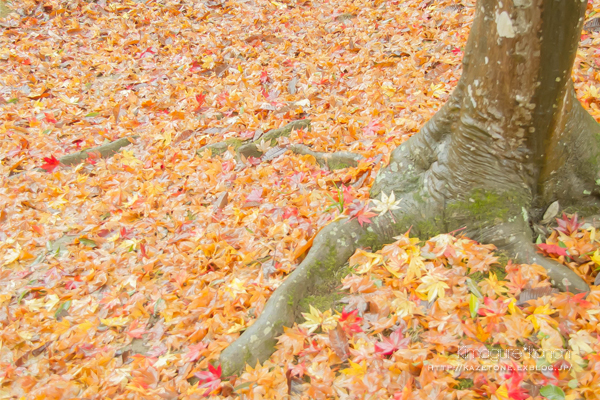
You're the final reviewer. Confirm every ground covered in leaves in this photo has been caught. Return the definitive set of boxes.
[1,0,600,399]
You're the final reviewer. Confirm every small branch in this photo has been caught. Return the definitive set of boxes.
[198,119,310,157]
[196,119,366,171]
[288,144,363,170]
[59,135,139,166]
[9,135,138,178]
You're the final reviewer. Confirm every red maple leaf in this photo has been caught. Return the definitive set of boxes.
[569,292,593,308]
[346,200,376,227]
[120,227,134,239]
[363,119,383,136]
[556,213,583,236]
[41,155,60,172]
[478,297,508,317]
[138,47,155,58]
[503,367,529,400]
[375,329,409,356]
[194,93,206,112]
[260,70,269,84]
[246,188,263,203]
[195,364,222,397]
[537,243,568,257]
[184,342,207,363]
[126,321,147,339]
[339,309,360,323]
[339,309,363,334]
[190,61,203,73]
[64,276,83,290]
[43,112,57,124]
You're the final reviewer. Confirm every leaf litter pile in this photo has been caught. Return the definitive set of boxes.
[1,0,600,399]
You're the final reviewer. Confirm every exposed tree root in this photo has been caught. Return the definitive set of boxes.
[287,144,363,170]
[219,198,428,376]
[502,230,590,293]
[198,119,311,157]
[9,135,138,178]
[199,119,365,170]
[219,217,364,376]
[59,135,139,166]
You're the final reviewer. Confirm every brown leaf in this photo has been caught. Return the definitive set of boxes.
[517,286,558,306]
[584,18,600,32]
[213,191,228,211]
[113,103,122,123]
[328,323,349,361]
[173,130,195,145]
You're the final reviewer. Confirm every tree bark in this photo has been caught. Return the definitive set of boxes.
[219,0,600,376]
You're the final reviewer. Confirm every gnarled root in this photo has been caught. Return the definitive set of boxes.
[288,144,363,170]
[198,119,365,170]
[219,193,439,376]
[219,217,364,377]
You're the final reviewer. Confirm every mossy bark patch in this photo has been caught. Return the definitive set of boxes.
[0,1,11,18]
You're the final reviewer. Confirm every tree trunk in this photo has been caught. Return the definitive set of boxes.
[219,0,600,376]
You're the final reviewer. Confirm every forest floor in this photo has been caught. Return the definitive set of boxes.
[1,0,600,399]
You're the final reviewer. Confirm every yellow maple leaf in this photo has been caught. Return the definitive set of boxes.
[591,249,600,266]
[77,320,94,332]
[300,305,323,333]
[479,272,508,296]
[341,360,367,377]
[202,55,215,69]
[226,319,247,334]
[569,330,595,355]
[507,298,524,316]
[404,254,426,283]
[416,273,449,302]
[101,316,130,327]
[300,305,338,333]
[351,249,382,274]
[2,243,21,266]
[381,81,396,97]
[495,384,509,400]
[155,353,178,368]
[120,150,142,167]
[321,309,338,332]
[526,304,557,330]
[391,290,416,318]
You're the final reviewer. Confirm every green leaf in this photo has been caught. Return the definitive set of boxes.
[469,293,479,319]
[540,384,565,400]
[85,112,100,117]
[233,382,252,393]
[466,278,483,299]
[153,298,165,315]
[78,238,97,248]
[31,252,46,266]
[17,289,30,304]
[54,300,71,319]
